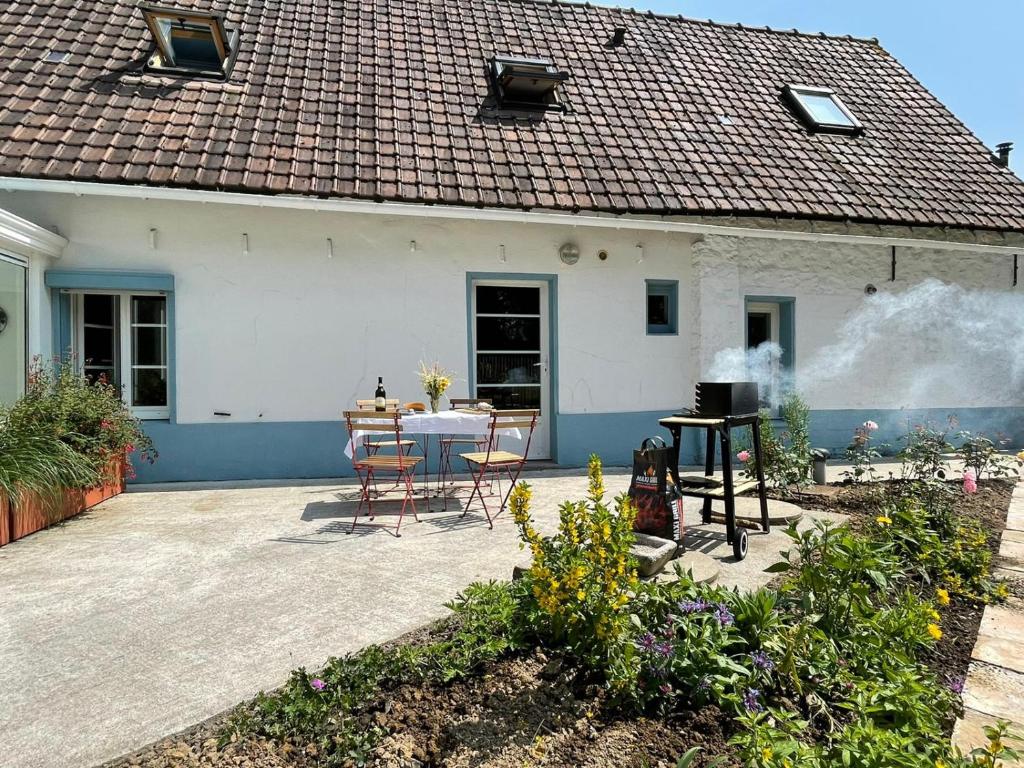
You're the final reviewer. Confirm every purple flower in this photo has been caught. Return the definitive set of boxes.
[677,599,710,614]
[715,603,735,626]
[742,687,763,712]
[655,641,674,658]
[638,632,657,651]
[697,676,711,693]
[750,650,774,671]
[310,678,326,691]
[659,683,672,694]
[947,676,965,695]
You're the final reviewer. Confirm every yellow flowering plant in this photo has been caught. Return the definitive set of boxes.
[510,454,639,664]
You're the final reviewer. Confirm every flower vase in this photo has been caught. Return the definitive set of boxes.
[430,395,441,413]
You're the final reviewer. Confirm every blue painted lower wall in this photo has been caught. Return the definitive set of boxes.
[132,407,1024,484]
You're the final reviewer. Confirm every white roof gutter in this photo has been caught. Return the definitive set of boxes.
[0,204,68,259]
[0,176,1019,256]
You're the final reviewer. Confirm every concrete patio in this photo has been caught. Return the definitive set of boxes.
[0,468,842,768]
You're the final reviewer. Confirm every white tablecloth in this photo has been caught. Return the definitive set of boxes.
[344,410,521,458]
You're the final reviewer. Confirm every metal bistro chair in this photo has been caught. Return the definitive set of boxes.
[354,399,417,457]
[437,398,493,491]
[344,410,423,536]
[459,409,539,529]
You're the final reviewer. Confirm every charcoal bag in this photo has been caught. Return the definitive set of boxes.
[628,437,684,543]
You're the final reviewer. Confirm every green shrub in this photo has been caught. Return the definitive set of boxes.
[511,455,639,666]
[749,393,812,494]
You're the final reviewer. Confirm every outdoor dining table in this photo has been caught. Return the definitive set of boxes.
[344,410,522,510]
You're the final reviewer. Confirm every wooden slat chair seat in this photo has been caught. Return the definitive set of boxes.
[458,409,539,529]
[343,410,423,537]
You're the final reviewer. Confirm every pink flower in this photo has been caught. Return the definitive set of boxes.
[963,469,977,495]
[310,678,326,691]
[863,420,879,432]
[736,450,751,463]
[100,419,113,430]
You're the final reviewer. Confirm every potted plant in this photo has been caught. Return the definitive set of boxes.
[0,358,157,543]
[417,361,455,413]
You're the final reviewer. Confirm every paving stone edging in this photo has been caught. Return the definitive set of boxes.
[951,479,1024,763]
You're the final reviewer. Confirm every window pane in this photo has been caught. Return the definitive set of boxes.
[170,25,221,66]
[476,385,541,411]
[476,353,541,385]
[133,327,166,366]
[132,296,166,325]
[133,368,167,407]
[798,93,854,126]
[83,294,116,326]
[476,316,540,351]
[476,286,540,315]
[647,294,669,326]
[83,326,116,367]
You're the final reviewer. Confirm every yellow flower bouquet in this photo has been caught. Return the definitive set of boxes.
[417,361,455,413]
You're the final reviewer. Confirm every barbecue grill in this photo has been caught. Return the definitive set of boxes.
[657,381,770,560]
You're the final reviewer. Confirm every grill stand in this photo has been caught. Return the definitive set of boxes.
[658,413,770,557]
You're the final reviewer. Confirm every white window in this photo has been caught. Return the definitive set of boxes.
[783,85,862,134]
[71,291,169,419]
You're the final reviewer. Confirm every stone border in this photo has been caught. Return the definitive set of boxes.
[951,479,1024,763]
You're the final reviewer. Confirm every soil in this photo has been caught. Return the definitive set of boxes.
[106,480,1016,768]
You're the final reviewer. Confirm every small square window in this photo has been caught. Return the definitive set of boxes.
[783,85,862,134]
[491,56,568,109]
[140,4,239,78]
[646,280,678,335]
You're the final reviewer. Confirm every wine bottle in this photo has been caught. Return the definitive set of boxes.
[375,377,386,412]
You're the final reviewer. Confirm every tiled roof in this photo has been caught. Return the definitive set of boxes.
[2,0,1024,232]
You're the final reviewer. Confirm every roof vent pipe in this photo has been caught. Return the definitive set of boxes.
[996,141,1013,167]
[609,27,627,47]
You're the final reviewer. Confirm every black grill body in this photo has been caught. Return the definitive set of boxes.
[694,382,759,418]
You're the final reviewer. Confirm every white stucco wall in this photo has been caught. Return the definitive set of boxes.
[4,189,1021,438]
[2,191,697,425]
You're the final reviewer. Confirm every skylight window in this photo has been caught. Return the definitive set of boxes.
[783,85,862,134]
[140,4,239,78]
[491,56,569,109]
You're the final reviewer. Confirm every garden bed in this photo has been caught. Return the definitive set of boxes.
[106,466,1019,768]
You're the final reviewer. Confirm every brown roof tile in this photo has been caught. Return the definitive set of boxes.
[1,0,1023,232]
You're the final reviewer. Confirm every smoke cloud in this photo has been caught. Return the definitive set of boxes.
[706,279,1024,410]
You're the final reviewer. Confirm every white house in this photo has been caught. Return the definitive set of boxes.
[0,0,1021,482]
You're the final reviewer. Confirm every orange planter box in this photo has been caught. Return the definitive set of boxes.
[3,457,127,545]
[0,494,10,547]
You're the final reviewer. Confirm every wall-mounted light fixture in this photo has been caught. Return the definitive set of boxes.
[499,244,507,263]
[327,237,334,259]
[558,242,580,265]
[149,228,158,250]
[410,240,417,253]
[864,283,878,296]
[242,233,249,257]
[635,243,645,264]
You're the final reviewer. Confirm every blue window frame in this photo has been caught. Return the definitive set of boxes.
[646,280,678,335]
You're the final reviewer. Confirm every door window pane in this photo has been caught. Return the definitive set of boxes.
[133,326,166,366]
[476,286,540,315]
[132,296,167,325]
[133,367,168,407]
[476,353,541,385]
[476,316,540,351]
[476,385,541,411]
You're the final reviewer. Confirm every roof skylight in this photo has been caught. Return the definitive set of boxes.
[783,85,862,134]
[139,4,239,78]
[491,56,568,109]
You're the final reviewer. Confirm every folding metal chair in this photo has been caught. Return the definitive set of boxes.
[459,409,538,529]
[344,410,423,536]
[354,399,417,457]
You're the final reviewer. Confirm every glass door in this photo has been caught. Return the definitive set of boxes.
[0,254,27,407]
[471,281,550,460]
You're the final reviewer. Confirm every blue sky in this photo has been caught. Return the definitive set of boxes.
[590,0,1022,172]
